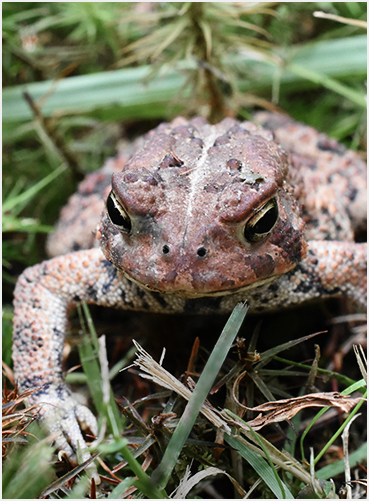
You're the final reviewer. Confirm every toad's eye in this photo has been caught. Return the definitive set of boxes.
[106,191,132,234]
[244,198,279,243]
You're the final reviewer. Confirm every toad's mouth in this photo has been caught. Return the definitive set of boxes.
[121,269,282,298]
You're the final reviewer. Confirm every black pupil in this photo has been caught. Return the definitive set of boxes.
[106,193,131,233]
[253,203,278,235]
[197,247,207,257]
[244,200,279,242]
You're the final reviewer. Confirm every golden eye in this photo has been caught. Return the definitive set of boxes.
[244,198,279,243]
[106,191,132,234]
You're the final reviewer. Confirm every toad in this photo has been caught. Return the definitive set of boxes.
[12,113,366,465]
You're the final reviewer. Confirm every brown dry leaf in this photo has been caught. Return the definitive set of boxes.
[236,392,364,431]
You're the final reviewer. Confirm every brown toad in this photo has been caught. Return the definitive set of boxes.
[13,113,367,467]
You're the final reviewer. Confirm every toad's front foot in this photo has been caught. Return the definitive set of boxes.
[29,383,98,465]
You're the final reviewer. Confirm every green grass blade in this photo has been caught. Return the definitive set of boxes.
[151,301,249,490]
[273,356,360,389]
[78,304,123,433]
[2,65,186,122]
[316,441,367,480]
[225,434,294,499]
[107,477,136,498]
[2,216,53,233]
[77,303,167,498]
[3,36,366,123]
[2,438,55,499]
[300,380,367,463]
[2,163,67,214]
[287,63,366,108]
[313,390,367,466]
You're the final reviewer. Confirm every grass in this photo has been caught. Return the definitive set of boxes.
[150,302,249,491]
[3,302,366,498]
[2,2,367,499]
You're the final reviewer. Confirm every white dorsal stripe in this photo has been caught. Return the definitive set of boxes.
[184,127,220,237]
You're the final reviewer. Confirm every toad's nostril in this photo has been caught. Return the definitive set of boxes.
[162,244,170,255]
[197,247,207,258]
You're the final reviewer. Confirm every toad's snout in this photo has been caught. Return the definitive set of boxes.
[119,237,282,298]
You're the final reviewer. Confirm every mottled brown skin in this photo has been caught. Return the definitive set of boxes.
[13,113,367,474]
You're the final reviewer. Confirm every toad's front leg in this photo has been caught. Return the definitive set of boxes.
[300,240,367,308]
[12,247,175,463]
[275,240,367,310]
